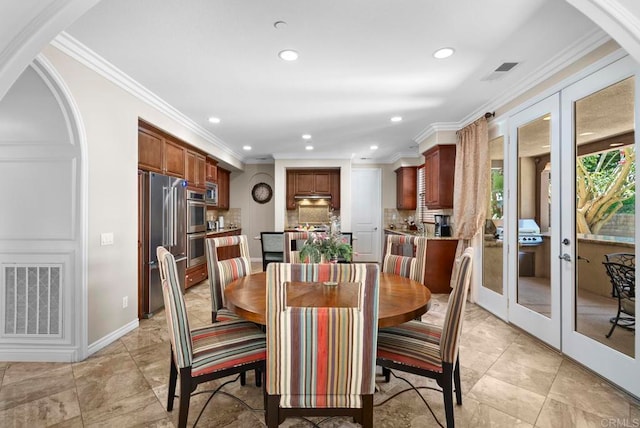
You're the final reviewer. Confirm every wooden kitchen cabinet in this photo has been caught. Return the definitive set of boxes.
[286,169,340,210]
[395,166,417,210]
[205,157,218,183]
[384,230,458,293]
[217,167,230,210]
[215,229,242,260]
[314,172,331,193]
[185,263,207,290]
[138,122,185,178]
[164,140,186,178]
[295,172,315,194]
[138,127,164,172]
[423,145,456,209]
[286,172,296,210]
[330,171,340,209]
[185,150,206,188]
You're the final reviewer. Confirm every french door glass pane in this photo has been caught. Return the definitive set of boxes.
[516,115,552,317]
[574,77,635,358]
[483,136,504,294]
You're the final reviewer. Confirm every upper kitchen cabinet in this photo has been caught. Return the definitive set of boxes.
[185,150,206,188]
[395,166,417,210]
[330,171,340,210]
[286,172,296,210]
[423,145,456,209]
[205,157,218,183]
[286,169,340,210]
[217,167,230,210]
[164,140,186,178]
[138,122,185,178]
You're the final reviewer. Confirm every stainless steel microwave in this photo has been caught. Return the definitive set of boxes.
[205,182,218,206]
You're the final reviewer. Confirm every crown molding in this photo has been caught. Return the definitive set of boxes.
[414,122,461,144]
[51,31,244,165]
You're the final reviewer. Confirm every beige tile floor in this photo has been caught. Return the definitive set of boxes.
[1,277,639,427]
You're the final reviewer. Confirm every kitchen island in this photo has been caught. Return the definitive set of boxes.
[384,229,459,293]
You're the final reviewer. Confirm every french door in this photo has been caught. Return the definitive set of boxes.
[506,93,561,349]
[560,56,638,395]
[479,56,639,395]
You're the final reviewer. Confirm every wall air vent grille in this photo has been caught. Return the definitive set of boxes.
[3,265,62,337]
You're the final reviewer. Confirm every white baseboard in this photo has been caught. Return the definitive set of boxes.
[87,318,139,356]
[0,348,78,363]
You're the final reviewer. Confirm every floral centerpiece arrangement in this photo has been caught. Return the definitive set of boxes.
[298,231,353,263]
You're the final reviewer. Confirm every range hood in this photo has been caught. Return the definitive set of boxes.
[294,194,332,200]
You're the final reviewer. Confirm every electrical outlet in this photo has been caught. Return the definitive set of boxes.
[122,296,128,309]
[100,232,114,246]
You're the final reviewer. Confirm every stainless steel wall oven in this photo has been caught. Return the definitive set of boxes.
[186,190,206,233]
[187,231,207,267]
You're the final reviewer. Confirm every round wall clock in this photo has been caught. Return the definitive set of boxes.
[251,182,273,204]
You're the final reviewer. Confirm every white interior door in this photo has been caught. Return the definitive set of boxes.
[351,168,381,262]
[560,56,639,396]
[507,93,562,349]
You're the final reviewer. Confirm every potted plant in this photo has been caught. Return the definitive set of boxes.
[298,231,353,263]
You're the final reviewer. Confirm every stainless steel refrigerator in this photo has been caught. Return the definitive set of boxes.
[141,171,187,317]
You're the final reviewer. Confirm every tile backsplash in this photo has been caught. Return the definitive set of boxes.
[207,208,241,228]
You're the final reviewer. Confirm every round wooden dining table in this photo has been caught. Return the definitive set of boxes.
[224,271,431,328]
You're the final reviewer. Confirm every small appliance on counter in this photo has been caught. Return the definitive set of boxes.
[434,214,451,237]
[207,220,218,231]
[218,215,224,229]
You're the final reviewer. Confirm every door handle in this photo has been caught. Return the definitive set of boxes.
[559,253,571,262]
[373,227,378,231]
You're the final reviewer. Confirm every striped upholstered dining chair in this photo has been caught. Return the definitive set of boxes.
[377,247,474,428]
[265,263,380,428]
[283,231,310,263]
[382,234,428,284]
[156,247,266,428]
[205,235,252,323]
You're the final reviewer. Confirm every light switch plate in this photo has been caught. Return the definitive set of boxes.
[100,232,114,246]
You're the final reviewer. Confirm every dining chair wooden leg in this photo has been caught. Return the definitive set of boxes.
[382,367,391,382]
[167,351,178,411]
[362,394,374,428]
[440,363,455,428]
[178,368,193,428]
[240,371,246,386]
[266,394,280,428]
[254,368,262,387]
[454,357,462,405]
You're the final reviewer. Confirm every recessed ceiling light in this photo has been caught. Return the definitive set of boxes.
[243,145,252,151]
[541,145,550,148]
[390,116,403,123]
[273,21,287,29]
[610,142,624,147]
[370,145,378,150]
[579,131,595,136]
[279,50,299,61]
[305,145,314,150]
[302,134,312,140]
[433,47,455,59]
[542,116,551,121]
[208,117,221,124]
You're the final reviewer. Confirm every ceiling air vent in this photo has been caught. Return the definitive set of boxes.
[481,62,520,81]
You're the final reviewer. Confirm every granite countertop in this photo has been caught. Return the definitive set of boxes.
[206,227,241,236]
[384,228,458,240]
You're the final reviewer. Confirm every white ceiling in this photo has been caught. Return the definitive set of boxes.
[63,0,603,164]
